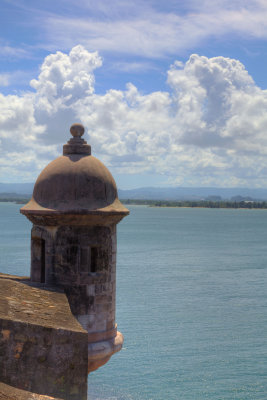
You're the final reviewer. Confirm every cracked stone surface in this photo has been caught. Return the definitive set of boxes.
[0,273,85,332]
[0,275,88,400]
[0,382,63,400]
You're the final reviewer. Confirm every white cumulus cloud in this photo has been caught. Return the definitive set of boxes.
[1,45,267,187]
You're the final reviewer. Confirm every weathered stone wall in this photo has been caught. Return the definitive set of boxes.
[31,224,117,334]
[0,276,88,400]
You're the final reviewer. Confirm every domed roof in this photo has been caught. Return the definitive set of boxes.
[21,124,129,223]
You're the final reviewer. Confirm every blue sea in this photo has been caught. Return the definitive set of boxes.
[0,203,266,400]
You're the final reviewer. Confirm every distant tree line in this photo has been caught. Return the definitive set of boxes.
[0,197,30,204]
[121,199,267,209]
[2,196,267,209]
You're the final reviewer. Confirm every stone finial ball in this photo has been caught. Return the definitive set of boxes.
[70,123,85,138]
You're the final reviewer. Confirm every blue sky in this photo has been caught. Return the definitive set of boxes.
[1,0,267,188]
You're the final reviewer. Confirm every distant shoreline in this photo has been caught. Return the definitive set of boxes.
[121,199,267,209]
[2,197,267,209]
[0,198,30,204]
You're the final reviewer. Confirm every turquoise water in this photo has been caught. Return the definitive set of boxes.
[0,203,266,399]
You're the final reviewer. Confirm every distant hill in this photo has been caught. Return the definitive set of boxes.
[2,183,267,201]
[0,192,30,199]
[0,183,34,195]
[118,187,267,201]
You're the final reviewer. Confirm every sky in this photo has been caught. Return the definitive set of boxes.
[1,0,267,188]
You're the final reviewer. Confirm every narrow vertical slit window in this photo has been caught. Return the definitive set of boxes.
[91,247,97,273]
[80,248,89,273]
[31,237,46,283]
[41,239,46,283]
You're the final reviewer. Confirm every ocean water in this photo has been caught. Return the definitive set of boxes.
[0,203,266,399]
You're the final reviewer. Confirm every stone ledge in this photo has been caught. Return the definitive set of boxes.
[0,275,88,400]
[0,382,63,399]
[0,274,85,332]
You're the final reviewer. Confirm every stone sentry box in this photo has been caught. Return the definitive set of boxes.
[3,123,129,399]
[21,123,129,373]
